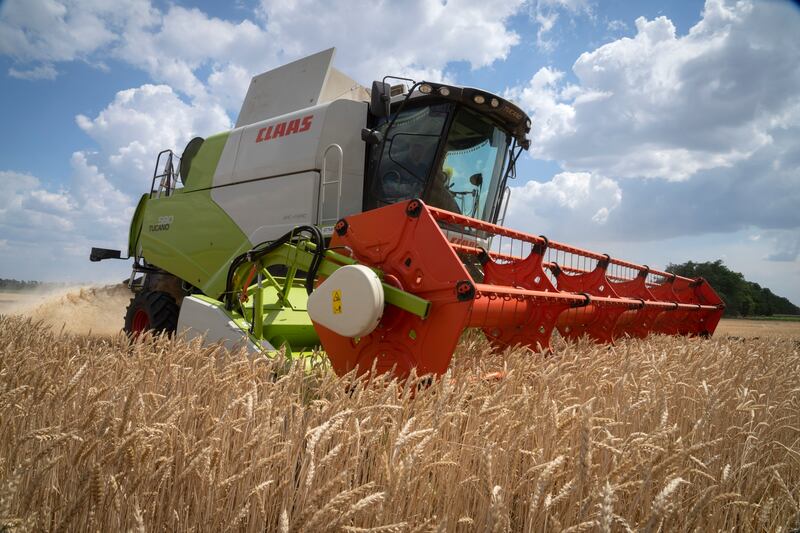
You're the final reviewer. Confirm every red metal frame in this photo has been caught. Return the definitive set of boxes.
[317,200,473,378]
[478,246,571,351]
[319,200,725,379]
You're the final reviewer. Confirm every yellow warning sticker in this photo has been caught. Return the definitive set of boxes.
[332,289,342,314]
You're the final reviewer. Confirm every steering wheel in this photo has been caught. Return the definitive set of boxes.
[379,169,418,199]
[382,169,401,183]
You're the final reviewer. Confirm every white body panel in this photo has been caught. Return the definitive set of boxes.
[320,67,370,105]
[307,265,384,338]
[212,99,367,244]
[177,296,274,354]
[235,48,333,128]
[216,106,325,186]
[235,48,368,128]
[212,171,319,244]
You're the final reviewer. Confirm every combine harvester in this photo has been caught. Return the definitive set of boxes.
[91,49,724,379]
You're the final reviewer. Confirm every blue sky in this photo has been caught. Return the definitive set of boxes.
[0,0,798,305]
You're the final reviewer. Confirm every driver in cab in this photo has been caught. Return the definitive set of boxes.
[404,141,460,214]
[427,165,460,214]
[378,138,461,214]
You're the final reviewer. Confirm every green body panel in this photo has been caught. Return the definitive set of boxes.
[183,132,231,192]
[139,190,251,297]
[241,280,319,353]
[127,194,149,257]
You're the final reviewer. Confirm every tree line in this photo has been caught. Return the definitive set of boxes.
[666,260,799,317]
[0,279,69,292]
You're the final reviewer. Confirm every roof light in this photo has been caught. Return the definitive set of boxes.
[490,98,500,108]
[439,86,451,96]
[473,94,486,104]
[526,119,532,128]
[419,84,433,94]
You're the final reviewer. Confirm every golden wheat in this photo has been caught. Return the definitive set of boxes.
[0,314,798,531]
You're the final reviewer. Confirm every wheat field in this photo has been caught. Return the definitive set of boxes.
[0,312,798,532]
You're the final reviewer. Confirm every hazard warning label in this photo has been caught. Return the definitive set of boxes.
[332,289,342,314]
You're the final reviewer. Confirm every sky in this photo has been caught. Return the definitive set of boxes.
[0,0,798,305]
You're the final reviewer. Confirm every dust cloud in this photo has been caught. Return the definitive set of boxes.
[0,284,131,336]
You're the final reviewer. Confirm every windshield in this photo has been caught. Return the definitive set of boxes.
[367,104,449,206]
[365,103,510,221]
[430,108,509,219]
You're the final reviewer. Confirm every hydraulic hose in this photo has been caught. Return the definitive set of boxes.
[224,225,326,310]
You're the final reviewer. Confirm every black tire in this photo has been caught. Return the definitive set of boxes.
[124,290,179,336]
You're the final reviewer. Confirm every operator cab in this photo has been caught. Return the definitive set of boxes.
[362,81,531,225]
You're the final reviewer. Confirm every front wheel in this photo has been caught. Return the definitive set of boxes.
[124,291,179,336]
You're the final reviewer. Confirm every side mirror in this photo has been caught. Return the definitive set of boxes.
[361,128,383,145]
[469,173,483,187]
[90,247,122,262]
[370,81,392,119]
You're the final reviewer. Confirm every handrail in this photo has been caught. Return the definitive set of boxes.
[428,204,693,282]
[150,150,181,199]
[321,143,344,225]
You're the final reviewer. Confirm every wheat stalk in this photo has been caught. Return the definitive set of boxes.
[0,315,797,531]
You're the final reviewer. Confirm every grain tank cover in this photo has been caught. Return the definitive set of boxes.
[235,47,369,128]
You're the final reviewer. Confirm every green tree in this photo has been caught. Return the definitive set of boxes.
[665,260,799,318]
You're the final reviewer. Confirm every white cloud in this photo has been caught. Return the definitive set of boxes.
[507,67,577,145]
[8,62,57,79]
[24,189,74,215]
[3,0,527,115]
[207,63,252,114]
[70,152,131,229]
[505,171,621,237]
[0,0,157,62]
[0,170,38,204]
[113,5,275,104]
[3,82,232,282]
[76,84,231,193]
[0,171,72,232]
[501,0,800,262]
[530,0,593,51]
[508,0,800,182]
[258,0,523,83]
[0,156,132,239]
[0,158,134,282]
[606,19,627,33]
[535,10,559,52]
